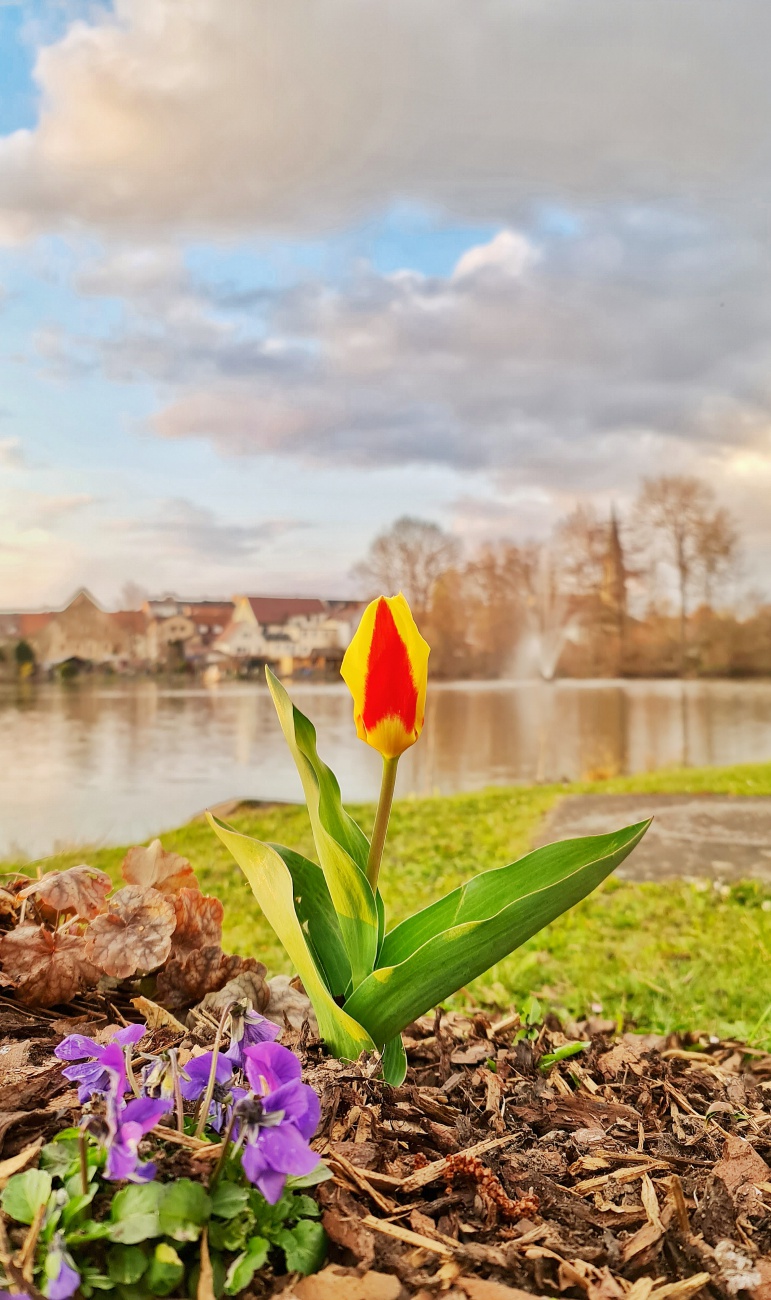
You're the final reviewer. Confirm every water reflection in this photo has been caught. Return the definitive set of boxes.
[1,678,771,858]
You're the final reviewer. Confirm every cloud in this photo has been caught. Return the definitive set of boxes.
[128,219,771,507]
[0,436,25,467]
[31,491,95,522]
[113,498,305,563]
[1,0,771,241]
[452,230,537,281]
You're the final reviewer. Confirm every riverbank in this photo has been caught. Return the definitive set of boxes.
[4,760,771,1049]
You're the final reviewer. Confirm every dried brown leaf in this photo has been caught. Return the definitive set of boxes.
[711,1133,770,1193]
[293,1265,399,1300]
[0,924,100,1006]
[130,995,188,1033]
[199,966,269,1016]
[319,1211,375,1270]
[0,874,32,916]
[122,839,198,895]
[460,1279,545,1300]
[19,865,112,920]
[0,888,19,917]
[84,885,175,979]
[197,1228,215,1300]
[171,888,223,954]
[155,949,264,1010]
[0,872,32,892]
[265,973,318,1033]
[0,1139,43,1189]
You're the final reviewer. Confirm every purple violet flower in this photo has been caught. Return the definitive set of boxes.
[44,1234,80,1299]
[236,1042,321,1204]
[225,1006,280,1067]
[104,1094,170,1183]
[179,1051,234,1132]
[54,1022,145,1103]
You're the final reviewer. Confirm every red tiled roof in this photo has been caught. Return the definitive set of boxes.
[245,597,328,624]
[112,610,150,632]
[18,612,54,636]
[182,602,234,623]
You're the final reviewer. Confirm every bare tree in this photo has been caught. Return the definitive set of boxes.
[354,516,460,617]
[633,475,738,670]
[697,506,740,605]
[553,504,610,599]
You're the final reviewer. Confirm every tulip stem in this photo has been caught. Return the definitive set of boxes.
[367,757,399,891]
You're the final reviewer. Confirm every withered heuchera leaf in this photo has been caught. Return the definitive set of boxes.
[200,966,269,1016]
[19,865,113,920]
[0,888,19,918]
[0,924,100,1006]
[171,888,223,955]
[84,885,176,980]
[155,949,264,1010]
[0,874,32,916]
[122,839,198,895]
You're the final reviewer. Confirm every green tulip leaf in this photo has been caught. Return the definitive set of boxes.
[266,668,377,986]
[208,815,375,1062]
[381,1034,408,1086]
[270,843,351,998]
[266,667,369,869]
[345,821,651,1046]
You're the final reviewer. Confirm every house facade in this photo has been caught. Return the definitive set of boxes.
[31,590,128,668]
[0,591,361,675]
[214,596,363,674]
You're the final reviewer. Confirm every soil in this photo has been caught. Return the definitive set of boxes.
[1,993,771,1300]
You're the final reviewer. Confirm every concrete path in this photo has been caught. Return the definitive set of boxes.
[536,794,771,882]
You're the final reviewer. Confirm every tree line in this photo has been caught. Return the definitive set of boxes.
[353,475,770,679]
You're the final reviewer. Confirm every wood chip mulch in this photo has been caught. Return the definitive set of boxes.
[2,996,771,1300]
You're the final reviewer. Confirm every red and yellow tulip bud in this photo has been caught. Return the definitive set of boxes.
[341,593,430,761]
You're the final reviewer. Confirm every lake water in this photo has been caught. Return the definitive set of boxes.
[2,677,771,859]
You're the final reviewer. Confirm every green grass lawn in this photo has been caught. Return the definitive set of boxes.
[5,760,771,1047]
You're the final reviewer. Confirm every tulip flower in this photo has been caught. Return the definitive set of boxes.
[341,593,429,762]
[211,595,650,1087]
[341,593,429,889]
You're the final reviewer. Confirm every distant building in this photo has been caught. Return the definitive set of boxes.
[601,508,627,626]
[214,595,364,674]
[0,613,22,646]
[31,589,127,669]
[18,612,55,642]
[112,609,157,665]
[139,597,234,665]
[0,590,361,675]
[179,602,235,663]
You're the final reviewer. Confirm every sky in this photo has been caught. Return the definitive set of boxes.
[2,0,771,609]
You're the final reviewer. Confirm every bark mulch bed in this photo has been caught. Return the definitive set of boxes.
[2,994,771,1300]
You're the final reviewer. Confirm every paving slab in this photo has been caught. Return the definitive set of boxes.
[536,794,771,881]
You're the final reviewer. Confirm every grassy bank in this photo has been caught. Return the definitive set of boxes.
[5,761,771,1047]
